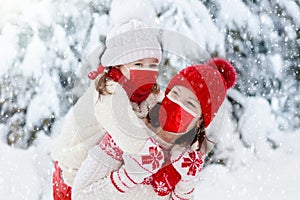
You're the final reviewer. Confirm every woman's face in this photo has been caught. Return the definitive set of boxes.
[168,85,201,117]
[119,58,159,79]
[167,85,202,133]
[146,85,202,144]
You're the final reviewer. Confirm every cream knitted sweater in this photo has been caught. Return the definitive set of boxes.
[71,130,200,200]
[71,134,173,200]
[51,76,160,186]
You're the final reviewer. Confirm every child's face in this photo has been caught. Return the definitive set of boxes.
[119,58,159,79]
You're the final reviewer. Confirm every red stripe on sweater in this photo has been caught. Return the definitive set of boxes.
[117,170,130,189]
[110,172,125,193]
[129,156,152,173]
[123,168,138,185]
[173,190,189,200]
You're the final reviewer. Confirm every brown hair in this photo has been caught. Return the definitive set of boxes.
[95,67,112,99]
[95,67,160,99]
[190,116,216,152]
[174,116,216,152]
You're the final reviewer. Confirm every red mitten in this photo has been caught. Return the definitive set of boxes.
[110,138,164,193]
[150,164,181,196]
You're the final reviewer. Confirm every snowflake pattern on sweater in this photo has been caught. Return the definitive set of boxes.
[98,133,123,162]
[87,133,204,199]
[181,151,203,176]
[142,146,164,170]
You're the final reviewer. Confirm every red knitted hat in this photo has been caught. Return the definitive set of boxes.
[165,58,237,127]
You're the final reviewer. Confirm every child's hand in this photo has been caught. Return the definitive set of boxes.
[110,138,164,193]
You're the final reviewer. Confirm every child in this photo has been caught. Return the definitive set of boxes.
[51,19,162,200]
[71,58,237,200]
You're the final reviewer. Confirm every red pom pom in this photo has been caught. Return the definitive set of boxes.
[207,58,237,89]
[88,65,105,80]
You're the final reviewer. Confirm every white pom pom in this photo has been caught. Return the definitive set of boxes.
[110,0,157,26]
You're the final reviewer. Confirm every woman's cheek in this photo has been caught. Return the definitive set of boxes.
[185,116,198,133]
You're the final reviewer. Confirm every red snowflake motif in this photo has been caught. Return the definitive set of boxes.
[141,146,163,170]
[99,134,111,149]
[99,133,123,161]
[181,151,203,176]
[112,146,123,160]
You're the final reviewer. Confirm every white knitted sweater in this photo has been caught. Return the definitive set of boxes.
[51,76,199,200]
[51,76,160,186]
[71,134,174,200]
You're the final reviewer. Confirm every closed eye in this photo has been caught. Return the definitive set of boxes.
[172,90,179,96]
[149,64,158,68]
[187,101,196,109]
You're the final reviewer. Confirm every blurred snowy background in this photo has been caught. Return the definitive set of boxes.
[0,0,299,199]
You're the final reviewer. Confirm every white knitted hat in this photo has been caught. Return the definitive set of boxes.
[101,19,162,66]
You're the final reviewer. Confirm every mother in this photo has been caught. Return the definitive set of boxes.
[72,58,237,200]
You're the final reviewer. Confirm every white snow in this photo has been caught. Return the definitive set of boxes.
[0,124,8,144]
[0,0,53,26]
[83,14,109,69]
[26,74,60,128]
[110,0,157,26]
[20,35,47,77]
[278,0,300,26]
[269,54,284,78]
[238,97,277,147]
[195,131,300,200]
[216,0,260,36]
[0,24,18,76]
[174,0,225,55]
[156,0,224,58]
[0,133,53,200]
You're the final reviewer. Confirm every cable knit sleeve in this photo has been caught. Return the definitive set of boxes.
[171,179,196,200]
[169,146,204,200]
[72,134,124,200]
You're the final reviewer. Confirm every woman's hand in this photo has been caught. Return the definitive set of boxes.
[170,145,204,200]
[170,145,204,181]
